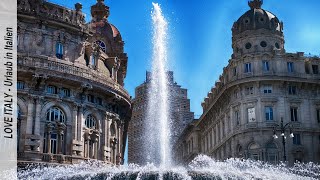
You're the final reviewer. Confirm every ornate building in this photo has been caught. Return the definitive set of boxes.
[17,0,131,165]
[128,71,194,164]
[174,0,320,165]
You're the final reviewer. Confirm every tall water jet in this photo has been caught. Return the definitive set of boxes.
[144,2,171,167]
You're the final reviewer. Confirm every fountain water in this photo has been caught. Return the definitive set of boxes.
[15,3,320,180]
[144,2,171,167]
[17,156,320,179]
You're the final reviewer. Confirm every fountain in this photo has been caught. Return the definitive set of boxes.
[15,3,320,180]
[144,2,171,167]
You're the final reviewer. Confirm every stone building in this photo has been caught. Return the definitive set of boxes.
[17,0,131,165]
[174,0,320,165]
[128,71,194,164]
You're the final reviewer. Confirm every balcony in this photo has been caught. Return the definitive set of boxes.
[17,54,130,101]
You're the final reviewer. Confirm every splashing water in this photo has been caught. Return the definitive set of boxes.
[144,2,171,167]
[17,156,320,179]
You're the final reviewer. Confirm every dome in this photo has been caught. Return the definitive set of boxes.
[91,21,121,39]
[232,0,283,36]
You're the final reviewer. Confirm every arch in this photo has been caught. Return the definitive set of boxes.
[46,106,66,123]
[83,110,102,130]
[247,141,261,161]
[41,101,72,124]
[248,142,260,150]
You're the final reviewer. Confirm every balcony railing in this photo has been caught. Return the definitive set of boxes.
[18,55,130,101]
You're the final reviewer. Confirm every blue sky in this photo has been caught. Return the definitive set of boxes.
[49,0,320,163]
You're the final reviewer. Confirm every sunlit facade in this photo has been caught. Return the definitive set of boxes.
[17,0,131,165]
[174,0,320,165]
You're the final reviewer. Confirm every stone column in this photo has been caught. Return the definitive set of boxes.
[47,132,51,153]
[26,96,34,135]
[46,123,54,153]
[106,116,111,147]
[87,140,90,158]
[117,124,121,155]
[72,104,78,140]
[34,97,42,136]
[57,122,66,154]
[78,107,84,141]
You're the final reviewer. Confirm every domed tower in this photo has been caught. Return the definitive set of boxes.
[87,0,127,86]
[232,0,285,58]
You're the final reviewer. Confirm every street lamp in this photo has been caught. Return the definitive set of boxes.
[272,117,294,162]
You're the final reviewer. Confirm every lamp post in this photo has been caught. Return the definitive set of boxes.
[272,117,294,162]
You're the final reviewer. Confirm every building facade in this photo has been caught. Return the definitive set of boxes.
[128,71,194,164]
[174,0,320,165]
[17,0,131,165]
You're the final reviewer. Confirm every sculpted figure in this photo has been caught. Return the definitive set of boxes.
[32,30,45,55]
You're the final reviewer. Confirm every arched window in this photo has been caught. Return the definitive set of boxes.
[44,107,66,155]
[266,142,278,164]
[46,107,65,122]
[248,142,260,160]
[94,40,106,52]
[236,144,243,158]
[110,123,116,136]
[56,42,64,59]
[85,114,96,129]
[91,55,96,67]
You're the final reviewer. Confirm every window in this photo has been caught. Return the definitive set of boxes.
[17,81,25,89]
[244,63,252,73]
[312,65,319,74]
[245,86,254,95]
[288,86,296,95]
[234,90,239,98]
[290,107,298,122]
[262,61,270,71]
[245,42,252,49]
[61,88,70,97]
[265,107,274,121]
[235,111,240,125]
[91,55,96,67]
[87,94,95,103]
[263,85,272,94]
[305,63,310,74]
[287,62,294,73]
[293,134,301,145]
[94,40,106,52]
[85,115,96,129]
[50,133,58,154]
[47,85,58,94]
[316,109,320,123]
[233,67,237,76]
[275,42,280,49]
[260,41,267,47]
[56,42,63,59]
[46,107,65,122]
[97,97,102,105]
